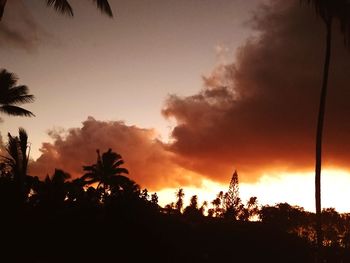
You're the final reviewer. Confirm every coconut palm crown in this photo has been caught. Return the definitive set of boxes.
[0,69,34,117]
[82,149,129,196]
[0,0,113,20]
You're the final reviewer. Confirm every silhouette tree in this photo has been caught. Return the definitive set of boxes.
[321,208,343,247]
[224,170,242,219]
[0,70,34,118]
[260,203,305,229]
[244,196,259,221]
[64,177,86,205]
[82,148,129,200]
[301,0,350,250]
[151,193,158,205]
[210,191,225,218]
[1,128,31,205]
[183,195,204,219]
[140,188,150,201]
[164,202,176,214]
[31,169,71,209]
[175,188,185,213]
[0,0,113,20]
[199,201,207,216]
[108,173,139,199]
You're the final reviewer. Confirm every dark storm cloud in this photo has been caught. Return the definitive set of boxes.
[162,0,350,183]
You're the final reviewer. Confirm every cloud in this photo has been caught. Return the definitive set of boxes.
[29,117,200,190]
[29,0,350,189]
[0,0,49,51]
[162,0,350,183]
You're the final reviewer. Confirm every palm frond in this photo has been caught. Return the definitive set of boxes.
[82,177,99,186]
[9,85,31,94]
[81,172,97,181]
[18,128,28,157]
[92,0,113,17]
[113,167,129,175]
[8,94,35,105]
[112,159,124,169]
[6,133,19,166]
[0,0,7,20]
[80,149,129,192]
[301,0,331,22]
[302,0,350,47]
[336,1,350,46]
[1,85,35,104]
[18,128,29,171]
[46,0,74,16]
[0,69,17,91]
[0,105,35,117]
[0,70,35,118]
[83,165,96,172]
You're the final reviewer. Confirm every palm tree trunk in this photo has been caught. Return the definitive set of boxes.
[315,18,332,256]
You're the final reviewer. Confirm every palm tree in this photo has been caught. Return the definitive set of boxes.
[0,0,113,20]
[82,149,129,199]
[301,0,350,252]
[1,128,30,204]
[0,69,34,117]
[175,188,185,213]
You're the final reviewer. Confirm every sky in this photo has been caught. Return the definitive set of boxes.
[2,0,350,212]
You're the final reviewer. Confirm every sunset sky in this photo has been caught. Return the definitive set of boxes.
[2,0,350,212]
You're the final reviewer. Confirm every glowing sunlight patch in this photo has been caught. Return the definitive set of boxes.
[157,179,226,208]
[157,169,350,213]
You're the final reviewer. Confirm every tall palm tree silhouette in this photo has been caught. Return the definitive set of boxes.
[0,0,113,20]
[302,0,350,251]
[82,149,129,198]
[175,188,185,213]
[0,69,34,118]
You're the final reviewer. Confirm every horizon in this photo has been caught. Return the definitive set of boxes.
[2,0,350,214]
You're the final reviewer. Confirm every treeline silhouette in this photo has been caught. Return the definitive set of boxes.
[0,130,349,262]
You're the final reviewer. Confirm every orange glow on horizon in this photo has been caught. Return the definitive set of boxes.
[156,169,350,213]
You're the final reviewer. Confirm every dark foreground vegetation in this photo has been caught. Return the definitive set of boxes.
[0,0,350,262]
[2,209,314,263]
[0,130,349,262]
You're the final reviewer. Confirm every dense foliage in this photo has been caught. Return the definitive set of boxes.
[0,131,349,262]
